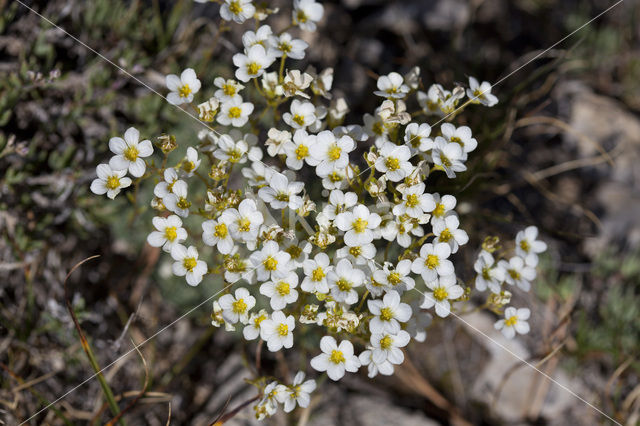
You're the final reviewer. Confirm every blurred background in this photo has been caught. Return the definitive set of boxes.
[1,0,640,424]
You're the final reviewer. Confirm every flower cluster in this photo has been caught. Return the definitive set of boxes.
[90,0,546,420]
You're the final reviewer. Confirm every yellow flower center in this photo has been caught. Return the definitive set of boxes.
[106,175,120,190]
[352,217,368,233]
[327,144,342,161]
[336,279,352,292]
[275,192,290,202]
[508,269,521,280]
[311,267,325,281]
[372,121,384,136]
[450,136,463,147]
[406,194,419,208]
[380,307,393,321]
[379,335,393,349]
[329,172,342,182]
[183,161,195,173]
[292,114,306,126]
[285,245,303,258]
[505,315,518,327]
[388,272,401,285]
[123,145,139,162]
[385,157,400,171]
[253,314,266,327]
[223,83,236,97]
[228,0,243,15]
[473,89,484,99]
[279,42,292,53]
[439,228,452,242]
[329,349,345,364]
[296,10,308,23]
[349,246,362,257]
[264,256,278,271]
[178,84,191,98]
[247,62,262,75]
[433,202,445,217]
[425,254,439,269]
[183,257,197,272]
[277,323,289,336]
[237,217,251,232]
[440,155,452,168]
[520,240,531,253]
[177,197,191,210]
[164,226,177,241]
[433,287,448,301]
[482,267,492,281]
[276,281,290,296]
[214,223,228,238]
[228,106,242,119]
[232,298,247,313]
[295,144,309,160]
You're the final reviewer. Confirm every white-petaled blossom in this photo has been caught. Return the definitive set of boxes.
[404,122,433,153]
[381,216,422,249]
[182,147,201,176]
[393,183,436,218]
[420,274,464,318]
[375,142,413,182]
[258,172,304,210]
[90,164,131,199]
[170,244,207,286]
[219,287,256,324]
[370,330,410,365]
[260,271,299,310]
[515,226,547,266]
[202,217,235,254]
[163,180,190,217]
[327,259,365,305]
[359,349,394,378]
[223,198,264,242]
[322,189,358,220]
[243,309,268,340]
[242,24,273,50]
[430,193,457,225]
[233,44,275,82]
[372,259,415,295]
[301,252,332,293]
[220,0,255,23]
[153,168,180,199]
[335,204,381,247]
[283,99,316,130]
[292,0,324,32]
[283,129,318,170]
[467,76,498,107]
[108,127,153,178]
[250,240,291,281]
[474,250,505,293]
[432,138,467,178]
[269,32,308,59]
[147,215,187,252]
[166,68,201,105]
[433,214,468,254]
[368,291,412,334]
[279,372,316,413]
[374,72,409,99]
[217,97,254,127]
[498,256,536,292]
[411,242,454,283]
[336,242,376,266]
[310,336,360,381]
[438,123,478,158]
[309,130,355,177]
[213,133,249,163]
[260,310,295,351]
[494,306,530,339]
[214,77,244,102]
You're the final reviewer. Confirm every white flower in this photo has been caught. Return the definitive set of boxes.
[411,242,454,282]
[163,180,190,217]
[335,204,381,247]
[420,274,463,317]
[153,168,180,199]
[392,183,436,218]
[202,217,235,254]
[108,127,153,177]
[301,252,332,293]
[515,226,547,266]
[260,310,295,351]
[260,271,299,310]
[269,32,308,59]
[255,382,281,419]
[359,349,394,378]
[170,244,207,286]
[368,291,412,334]
[219,287,256,324]
[474,250,505,293]
[283,99,316,130]
[381,216,421,248]
[320,166,354,190]
[90,164,132,199]
[214,77,244,102]
[322,189,358,220]
[467,76,498,107]
[374,142,413,182]
[417,84,446,116]
[374,72,409,99]
[404,122,433,153]
[282,70,313,98]
[213,133,249,163]
[250,240,291,281]
[494,306,530,339]
[433,214,468,254]
[370,330,410,365]
[258,172,304,210]
[224,199,264,242]
[309,130,355,176]
[220,0,255,23]
[166,68,201,105]
[292,0,324,32]
[242,24,272,49]
[430,193,457,225]
[280,372,316,413]
[266,128,292,157]
[182,147,201,176]
[498,256,536,292]
[147,215,187,252]
[363,112,389,145]
[233,44,275,82]
[217,97,254,127]
[438,123,477,158]
[310,336,360,381]
[432,139,467,179]
[243,309,268,340]
[372,259,415,295]
[327,259,365,305]
[283,129,318,170]
[336,243,376,266]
